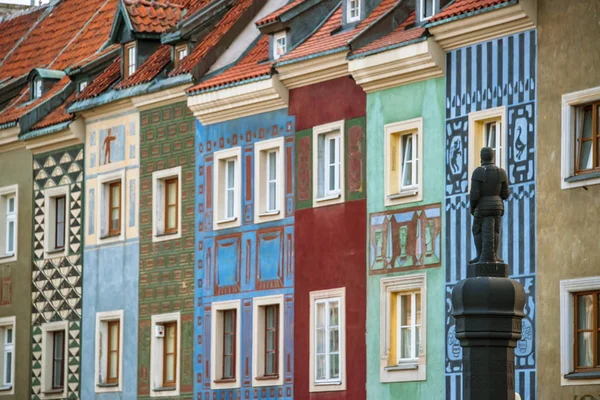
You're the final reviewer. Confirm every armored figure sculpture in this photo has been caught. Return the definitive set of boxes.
[469,147,509,263]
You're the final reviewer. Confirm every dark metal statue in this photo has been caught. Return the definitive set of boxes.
[469,147,509,263]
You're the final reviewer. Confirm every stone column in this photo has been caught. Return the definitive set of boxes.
[451,262,525,400]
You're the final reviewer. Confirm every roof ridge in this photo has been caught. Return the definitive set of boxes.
[124,0,186,9]
[0,2,49,24]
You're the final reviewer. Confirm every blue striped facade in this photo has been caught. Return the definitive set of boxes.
[443,30,538,400]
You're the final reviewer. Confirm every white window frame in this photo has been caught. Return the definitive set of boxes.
[43,186,70,258]
[210,300,241,390]
[0,316,15,395]
[252,295,284,387]
[254,137,284,224]
[95,310,124,393]
[273,32,287,60]
[561,86,600,189]
[380,273,427,383]
[150,312,181,397]
[384,118,423,206]
[468,106,506,188]
[176,45,188,61]
[34,77,43,99]
[0,185,17,264]
[313,120,345,207]
[347,0,360,23]
[78,81,88,93]
[152,166,182,242]
[213,147,241,230]
[419,0,436,22]
[40,321,68,400]
[128,44,137,76]
[309,287,346,392]
[97,170,126,244]
[560,276,600,386]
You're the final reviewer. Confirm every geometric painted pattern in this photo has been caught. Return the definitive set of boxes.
[31,146,84,400]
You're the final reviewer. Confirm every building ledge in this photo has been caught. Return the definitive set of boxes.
[428,0,536,51]
[187,75,288,125]
[276,50,349,89]
[0,124,22,153]
[22,118,84,154]
[349,37,445,93]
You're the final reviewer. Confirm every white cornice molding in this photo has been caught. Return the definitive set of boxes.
[276,51,349,89]
[429,0,536,51]
[187,76,289,125]
[0,125,23,153]
[349,37,445,93]
[24,118,84,154]
[130,84,191,111]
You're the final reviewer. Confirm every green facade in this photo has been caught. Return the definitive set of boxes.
[365,77,445,398]
[137,101,196,398]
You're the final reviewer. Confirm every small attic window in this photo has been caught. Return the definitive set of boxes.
[124,42,137,78]
[347,0,361,23]
[174,44,188,68]
[78,81,88,93]
[420,0,436,21]
[273,32,286,60]
[32,76,43,99]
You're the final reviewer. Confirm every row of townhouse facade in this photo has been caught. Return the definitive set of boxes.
[0,0,598,399]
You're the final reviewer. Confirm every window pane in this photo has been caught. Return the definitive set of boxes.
[423,0,433,18]
[400,294,411,326]
[6,328,12,344]
[416,326,421,356]
[112,184,120,206]
[266,306,276,328]
[582,108,593,139]
[56,222,65,248]
[111,208,119,231]
[416,293,421,325]
[167,181,177,205]
[578,332,594,367]
[225,311,233,331]
[227,160,235,189]
[224,355,233,377]
[7,221,14,253]
[329,353,339,379]
[579,141,593,170]
[167,206,176,229]
[165,354,175,381]
[329,303,339,326]
[578,295,594,329]
[268,152,277,181]
[268,181,277,211]
[266,329,275,351]
[400,327,412,359]
[110,323,119,351]
[329,327,339,352]
[7,197,14,213]
[227,189,234,218]
[109,352,118,378]
[316,328,326,353]
[266,352,275,375]
[316,303,325,328]
[316,354,326,380]
[4,351,11,384]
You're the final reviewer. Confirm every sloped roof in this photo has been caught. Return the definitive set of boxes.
[352,12,426,55]
[430,0,512,22]
[31,91,77,130]
[187,35,271,93]
[169,0,254,76]
[277,0,399,64]
[77,56,122,101]
[0,6,46,62]
[123,0,185,33]
[115,45,171,89]
[255,0,303,26]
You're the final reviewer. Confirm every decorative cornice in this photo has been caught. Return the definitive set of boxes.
[131,83,191,111]
[428,0,536,51]
[348,37,445,93]
[22,118,84,154]
[276,51,348,89]
[0,125,23,153]
[187,75,288,125]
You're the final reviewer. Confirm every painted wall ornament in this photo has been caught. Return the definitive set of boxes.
[469,147,509,264]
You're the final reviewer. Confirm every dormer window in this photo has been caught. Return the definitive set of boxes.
[273,32,286,60]
[174,44,188,68]
[347,0,360,23]
[420,0,435,21]
[78,81,88,93]
[124,42,137,78]
[33,77,43,99]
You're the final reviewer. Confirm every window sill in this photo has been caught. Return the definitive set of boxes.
[215,217,237,224]
[387,189,418,200]
[315,193,341,202]
[100,233,121,240]
[97,383,119,388]
[385,363,419,371]
[213,378,236,384]
[46,247,65,255]
[255,375,279,381]
[314,381,342,386]
[0,254,15,260]
[42,389,65,394]
[258,210,280,217]
[152,387,176,392]
[565,171,600,183]
[564,371,600,380]
[155,231,178,238]
[0,385,12,392]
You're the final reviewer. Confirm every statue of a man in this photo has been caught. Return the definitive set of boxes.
[469,147,509,263]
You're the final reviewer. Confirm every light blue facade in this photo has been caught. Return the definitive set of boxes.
[194,108,295,400]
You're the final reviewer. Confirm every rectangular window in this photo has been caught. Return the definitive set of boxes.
[266,151,277,212]
[108,181,121,236]
[252,295,284,386]
[254,138,284,223]
[273,32,286,60]
[314,298,340,384]
[214,148,241,230]
[164,178,178,234]
[5,195,15,256]
[313,121,345,207]
[225,159,235,220]
[152,167,182,241]
[575,102,600,174]
[163,322,177,387]
[385,119,423,205]
[78,81,88,93]
[324,133,341,197]
[264,305,278,376]
[3,327,12,386]
[52,330,65,389]
[124,42,136,77]
[0,318,15,393]
[33,77,43,99]
[396,291,422,362]
[222,310,236,380]
[483,120,502,167]
[54,195,66,249]
[468,107,506,184]
[420,0,435,21]
[106,320,120,384]
[174,44,188,68]
[573,291,600,371]
[347,0,360,22]
[399,133,418,190]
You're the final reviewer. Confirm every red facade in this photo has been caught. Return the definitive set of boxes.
[291,76,367,400]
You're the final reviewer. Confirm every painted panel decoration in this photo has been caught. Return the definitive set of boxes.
[444,30,537,400]
[99,125,125,165]
[369,204,442,274]
[30,146,84,400]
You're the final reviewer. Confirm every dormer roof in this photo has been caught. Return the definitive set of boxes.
[124,0,186,33]
[429,0,512,23]
[28,68,67,81]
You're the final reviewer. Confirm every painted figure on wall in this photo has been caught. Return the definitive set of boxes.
[102,128,116,164]
[469,147,509,263]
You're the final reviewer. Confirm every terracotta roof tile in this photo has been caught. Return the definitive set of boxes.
[170,0,254,76]
[77,56,122,101]
[31,91,77,130]
[124,0,185,33]
[115,45,171,89]
[430,0,511,22]
[0,7,46,61]
[0,76,71,127]
[278,0,399,64]
[352,12,426,55]
[256,0,304,26]
[187,35,271,92]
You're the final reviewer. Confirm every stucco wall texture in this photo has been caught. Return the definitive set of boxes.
[537,1,600,399]
[365,78,446,399]
[0,148,31,400]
